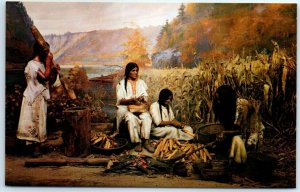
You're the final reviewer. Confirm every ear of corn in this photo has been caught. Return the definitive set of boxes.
[153,138,213,162]
[90,131,118,149]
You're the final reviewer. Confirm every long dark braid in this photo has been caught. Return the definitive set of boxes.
[124,62,139,93]
[158,88,173,120]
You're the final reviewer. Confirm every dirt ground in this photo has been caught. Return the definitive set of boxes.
[5,151,239,188]
[4,127,295,189]
[5,147,294,189]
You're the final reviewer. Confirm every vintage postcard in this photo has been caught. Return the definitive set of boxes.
[5,0,296,188]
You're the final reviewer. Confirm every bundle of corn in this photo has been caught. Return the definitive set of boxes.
[180,143,213,162]
[90,131,118,149]
[153,138,182,160]
[153,138,213,162]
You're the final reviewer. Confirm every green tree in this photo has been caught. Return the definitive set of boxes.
[177,3,186,23]
[155,20,172,52]
[160,20,170,36]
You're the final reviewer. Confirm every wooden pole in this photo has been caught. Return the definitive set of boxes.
[25,158,109,167]
[31,25,50,53]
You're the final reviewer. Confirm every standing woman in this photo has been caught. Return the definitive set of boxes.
[16,42,53,156]
[150,88,194,141]
[115,62,154,152]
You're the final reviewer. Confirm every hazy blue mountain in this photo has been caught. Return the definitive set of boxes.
[45,26,161,66]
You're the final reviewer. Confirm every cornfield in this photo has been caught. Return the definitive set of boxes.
[141,43,296,135]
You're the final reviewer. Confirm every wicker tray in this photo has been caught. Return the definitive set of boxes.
[128,104,147,113]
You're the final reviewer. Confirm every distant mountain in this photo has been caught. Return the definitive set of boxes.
[6,1,161,67]
[45,26,161,66]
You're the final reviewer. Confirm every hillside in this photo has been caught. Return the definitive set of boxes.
[155,3,296,67]
[45,26,161,65]
[6,2,35,70]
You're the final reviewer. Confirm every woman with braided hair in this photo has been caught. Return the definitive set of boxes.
[150,88,194,140]
[115,62,154,152]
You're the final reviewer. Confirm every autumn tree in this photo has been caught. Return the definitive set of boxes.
[65,65,90,97]
[185,3,212,21]
[154,3,296,64]
[123,29,150,67]
[207,3,296,58]
[180,19,210,67]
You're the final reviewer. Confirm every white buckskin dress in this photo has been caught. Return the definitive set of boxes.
[115,79,152,143]
[150,101,193,141]
[16,60,50,144]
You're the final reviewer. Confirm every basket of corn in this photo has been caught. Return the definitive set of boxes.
[91,131,128,154]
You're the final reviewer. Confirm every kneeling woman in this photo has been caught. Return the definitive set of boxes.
[150,89,194,141]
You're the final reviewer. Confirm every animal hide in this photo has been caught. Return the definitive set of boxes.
[234,98,265,150]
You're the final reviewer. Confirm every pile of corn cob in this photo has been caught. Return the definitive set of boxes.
[91,131,119,149]
[153,138,213,162]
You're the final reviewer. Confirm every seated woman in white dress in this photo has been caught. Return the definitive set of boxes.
[115,62,155,152]
[150,89,194,141]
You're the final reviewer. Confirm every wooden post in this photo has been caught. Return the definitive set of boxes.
[63,107,91,157]
[24,158,110,167]
[31,25,50,53]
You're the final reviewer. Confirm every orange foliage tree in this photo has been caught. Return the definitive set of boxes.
[122,29,151,67]
[207,4,296,57]
[154,3,296,65]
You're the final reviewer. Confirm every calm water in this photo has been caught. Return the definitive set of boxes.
[60,65,123,79]
[6,65,123,86]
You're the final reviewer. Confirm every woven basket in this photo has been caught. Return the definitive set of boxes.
[200,160,231,181]
[195,123,224,144]
[92,138,128,155]
[200,168,230,180]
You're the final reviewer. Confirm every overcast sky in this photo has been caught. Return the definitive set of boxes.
[23,2,181,35]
